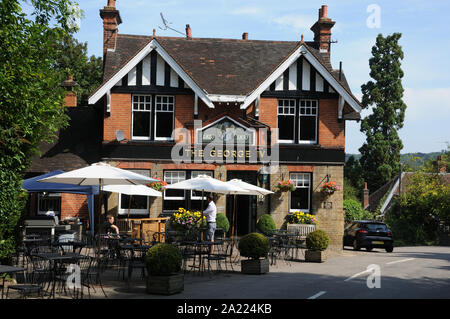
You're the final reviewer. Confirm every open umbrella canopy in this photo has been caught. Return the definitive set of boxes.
[225,179,274,196]
[37,162,158,186]
[164,174,249,194]
[103,184,162,197]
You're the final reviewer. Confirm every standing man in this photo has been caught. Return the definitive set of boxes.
[203,194,217,253]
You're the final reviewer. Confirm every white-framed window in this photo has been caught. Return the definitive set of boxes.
[277,99,296,143]
[118,169,150,216]
[190,171,213,200]
[299,100,318,144]
[37,193,61,216]
[163,170,186,212]
[132,95,152,140]
[289,173,311,212]
[154,95,175,140]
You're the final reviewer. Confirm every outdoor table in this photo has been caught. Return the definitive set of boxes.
[32,252,84,299]
[120,244,151,288]
[53,241,86,254]
[0,265,25,299]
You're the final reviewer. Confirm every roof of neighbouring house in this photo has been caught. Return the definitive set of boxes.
[27,107,102,174]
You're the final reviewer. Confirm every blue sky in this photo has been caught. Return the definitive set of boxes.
[72,0,449,154]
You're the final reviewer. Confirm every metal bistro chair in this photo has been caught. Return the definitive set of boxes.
[6,270,44,299]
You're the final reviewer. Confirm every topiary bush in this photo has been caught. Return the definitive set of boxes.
[306,230,330,251]
[145,243,182,276]
[216,213,230,233]
[238,232,270,259]
[256,214,276,236]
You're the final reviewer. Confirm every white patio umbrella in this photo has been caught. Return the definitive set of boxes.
[38,162,158,257]
[225,179,274,240]
[103,184,162,218]
[164,175,249,241]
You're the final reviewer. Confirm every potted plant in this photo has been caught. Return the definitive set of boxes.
[148,178,168,191]
[275,179,296,192]
[238,233,270,274]
[305,230,330,263]
[169,208,206,241]
[320,181,339,195]
[145,243,184,295]
[286,211,317,236]
[256,214,276,236]
[216,213,230,235]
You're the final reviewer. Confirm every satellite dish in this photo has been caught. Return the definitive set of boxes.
[115,130,125,142]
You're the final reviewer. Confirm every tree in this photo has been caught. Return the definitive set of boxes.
[344,155,365,199]
[359,33,407,191]
[0,0,79,262]
[53,35,103,106]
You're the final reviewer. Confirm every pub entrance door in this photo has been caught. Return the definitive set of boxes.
[226,171,258,236]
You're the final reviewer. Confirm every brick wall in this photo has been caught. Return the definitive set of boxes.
[318,98,345,148]
[61,193,89,221]
[104,93,131,141]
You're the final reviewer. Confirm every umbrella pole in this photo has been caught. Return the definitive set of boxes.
[97,179,103,262]
[201,189,204,241]
[127,195,132,219]
[231,194,237,246]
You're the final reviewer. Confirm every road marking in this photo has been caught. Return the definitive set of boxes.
[307,291,327,299]
[344,269,371,282]
[386,258,415,265]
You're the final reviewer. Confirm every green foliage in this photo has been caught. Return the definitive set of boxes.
[0,0,77,261]
[344,156,364,197]
[306,230,330,251]
[145,243,182,276]
[343,199,374,224]
[53,34,103,106]
[238,233,270,259]
[343,178,359,201]
[216,213,230,233]
[359,33,407,191]
[256,214,276,236]
[385,171,450,245]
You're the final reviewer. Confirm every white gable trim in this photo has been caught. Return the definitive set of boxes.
[240,44,362,114]
[88,39,214,108]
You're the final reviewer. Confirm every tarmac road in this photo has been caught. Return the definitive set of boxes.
[103,246,450,299]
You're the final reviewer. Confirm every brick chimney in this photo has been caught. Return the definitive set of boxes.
[100,0,122,56]
[62,73,77,107]
[242,32,248,40]
[185,24,192,38]
[362,182,370,209]
[310,5,335,57]
[434,155,447,173]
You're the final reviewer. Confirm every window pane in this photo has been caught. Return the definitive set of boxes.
[278,115,294,140]
[120,194,148,210]
[300,116,316,141]
[165,189,185,198]
[133,112,150,137]
[156,112,173,138]
[291,188,309,210]
[164,199,185,211]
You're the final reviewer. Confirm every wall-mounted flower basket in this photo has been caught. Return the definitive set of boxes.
[275,180,296,192]
[320,181,339,196]
[149,178,168,191]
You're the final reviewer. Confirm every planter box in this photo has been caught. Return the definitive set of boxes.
[305,250,327,263]
[287,224,316,237]
[146,273,184,295]
[241,258,269,274]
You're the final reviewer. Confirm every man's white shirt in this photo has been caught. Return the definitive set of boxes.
[203,201,217,222]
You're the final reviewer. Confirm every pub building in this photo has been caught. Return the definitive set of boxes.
[27,1,362,250]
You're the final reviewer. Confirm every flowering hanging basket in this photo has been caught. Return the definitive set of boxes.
[275,180,296,192]
[169,208,206,238]
[320,181,339,195]
[149,178,168,191]
[286,211,317,225]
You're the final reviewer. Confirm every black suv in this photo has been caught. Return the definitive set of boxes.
[343,220,394,252]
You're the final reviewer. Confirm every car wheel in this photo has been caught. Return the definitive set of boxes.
[385,246,394,253]
[366,247,373,252]
[353,239,360,251]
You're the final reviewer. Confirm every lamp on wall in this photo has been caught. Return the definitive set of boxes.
[258,166,269,185]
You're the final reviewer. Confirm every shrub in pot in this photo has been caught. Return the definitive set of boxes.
[216,213,230,234]
[238,233,270,274]
[145,243,184,295]
[305,230,330,263]
[256,214,276,236]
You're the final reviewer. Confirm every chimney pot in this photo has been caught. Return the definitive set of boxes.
[107,0,116,8]
[186,24,192,38]
[242,32,248,40]
[321,5,328,18]
[362,181,370,209]
[153,28,156,37]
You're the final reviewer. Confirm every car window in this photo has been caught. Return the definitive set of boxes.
[366,223,388,231]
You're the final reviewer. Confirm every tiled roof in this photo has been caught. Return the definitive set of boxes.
[96,34,358,100]
[27,107,102,173]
